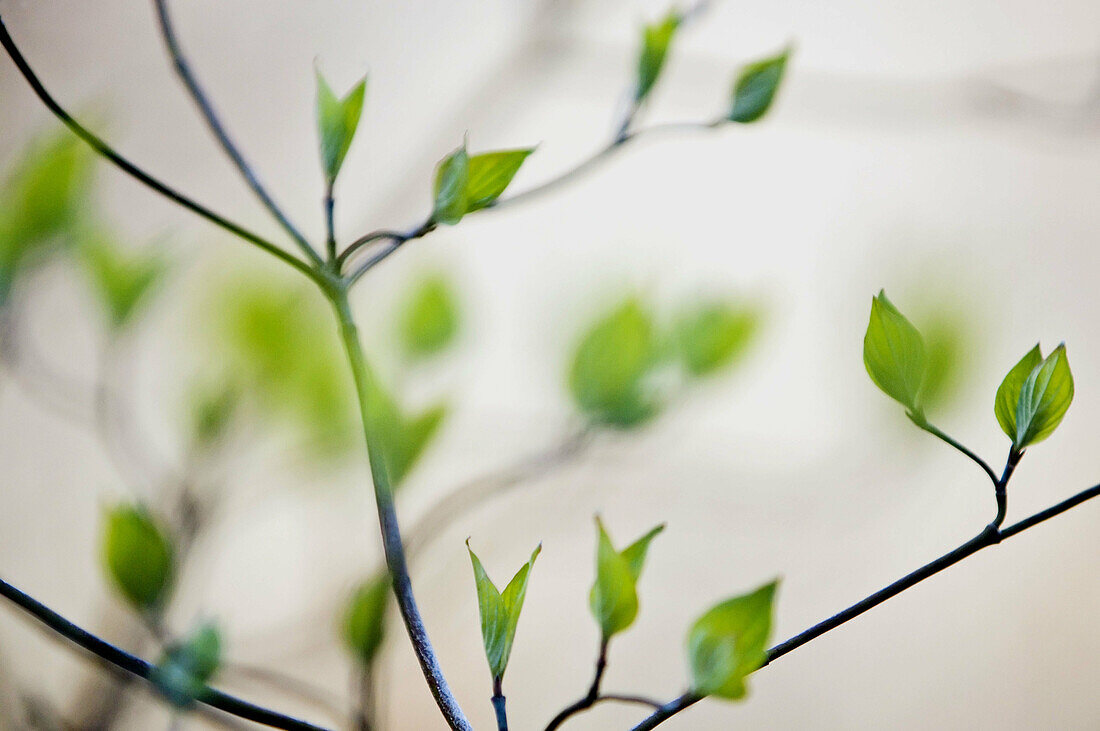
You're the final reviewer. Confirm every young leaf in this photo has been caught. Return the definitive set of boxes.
[342,573,390,666]
[728,48,790,123]
[1014,344,1073,449]
[589,519,664,641]
[316,71,367,185]
[688,580,778,700]
[152,621,222,708]
[464,149,534,213]
[636,10,681,102]
[673,302,760,377]
[863,290,927,419]
[399,275,460,358]
[467,541,541,681]
[568,298,659,428]
[994,344,1042,443]
[79,233,167,329]
[431,144,470,225]
[101,504,174,612]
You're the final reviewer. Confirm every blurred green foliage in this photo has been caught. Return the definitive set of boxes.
[398,274,460,358]
[636,10,681,103]
[728,48,790,124]
[342,573,390,666]
[672,301,760,378]
[78,232,167,330]
[101,504,174,613]
[151,621,222,708]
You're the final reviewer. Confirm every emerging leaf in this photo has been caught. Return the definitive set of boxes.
[152,621,222,708]
[1013,344,1073,449]
[673,302,760,377]
[863,290,927,419]
[569,298,660,428]
[728,48,791,123]
[688,580,778,700]
[994,344,1042,444]
[101,504,174,613]
[589,519,664,641]
[79,233,167,329]
[316,71,367,184]
[467,541,541,681]
[431,144,470,225]
[636,10,681,103]
[464,149,534,212]
[399,275,460,358]
[342,573,390,666]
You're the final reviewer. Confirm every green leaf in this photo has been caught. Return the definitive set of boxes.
[569,298,660,428]
[79,233,167,329]
[366,380,448,487]
[0,128,94,268]
[636,10,681,102]
[863,290,927,419]
[467,541,541,681]
[101,504,174,613]
[688,580,778,700]
[152,622,222,708]
[188,380,240,448]
[728,48,790,123]
[589,519,664,641]
[1014,344,1073,449]
[399,275,460,358]
[994,344,1042,444]
[673,302,760,377]
[316,71,366,184]
[464,149,534,212]
[431,144,470,225]
[342,573,390,666]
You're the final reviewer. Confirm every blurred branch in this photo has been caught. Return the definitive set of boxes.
[152,0,322,267]
[0,15,321,284]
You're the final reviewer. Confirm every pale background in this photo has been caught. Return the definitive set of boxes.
[1,0,1099,729]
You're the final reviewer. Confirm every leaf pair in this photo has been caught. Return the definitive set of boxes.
[994,344,1073,451]
[431,144,535,226]
[316,72,366,186]
[101,504,174,613]
[688,580,778,700]
[151,622,222,708]
[468,541,541,681]
[589,519,664,641]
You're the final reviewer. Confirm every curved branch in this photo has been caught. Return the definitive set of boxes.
[0,15,320,285]
[630,481,1100,730]
[152,0,322,267]
[0,576,329,731]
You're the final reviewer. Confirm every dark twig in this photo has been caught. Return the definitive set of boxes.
[0,15,320,284]
[491,676,508,731]
[0,576,330,731]
[152,0,322,267]
[341,221,435,284]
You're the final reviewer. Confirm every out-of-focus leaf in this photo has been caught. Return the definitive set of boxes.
[636,10,681,103]
[316,71,366,185]
[569,298,659,428]
[152,622,222,708]
[688,580,778,700]
[589,519,664,641]
[468,541,541,681]
[863,290,927,420]
[366,381,448,487]
[1013,344,1073,449]
[918,310,970,413]
[673,302,760,377]
[101,504,174,612]
[464,149,534,212]
[188,380,241,449]
[431,144,469,225]
[399,275,460,358]
[79,233,167,329]
[342,573,390,666]
[728,48,790,123]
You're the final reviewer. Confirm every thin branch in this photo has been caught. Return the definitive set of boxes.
[342,221,435,285]
[152,0,322,267]
[324,183,337,263]
[919,421,999,486]
[491,676,508,731]
[0,576,329,731]
[543,639,608,730]
[0,15,319,284]
[332,291,470,731]
[630,480,1100,730]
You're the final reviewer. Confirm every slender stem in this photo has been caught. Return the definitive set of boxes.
[632,480,1100,730]
[330,289,470,731]
[353,663,376,731]
[491,676,508,731]
[324,183,337,263]
[152,0,323,267]
[919,421,999,487]
[0,576,327,731]
[343,221,436,285]
[0,14,320,285]
[543,638,609,730]
[598,695,662,709]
